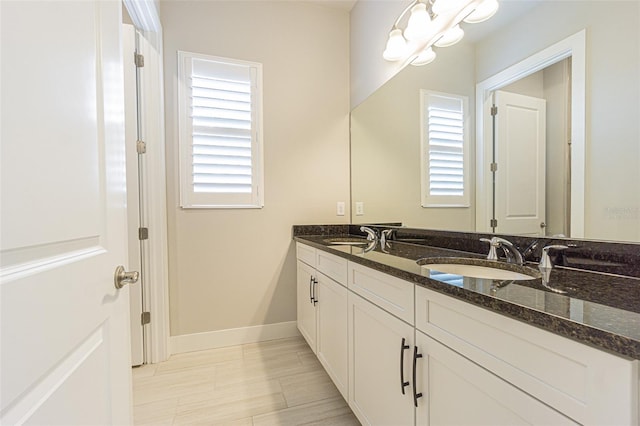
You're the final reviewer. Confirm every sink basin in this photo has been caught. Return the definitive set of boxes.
[323,237,370,246]
[417,257,541,281]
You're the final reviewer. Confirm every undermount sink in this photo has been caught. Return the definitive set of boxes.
[323,237,370,246]
[417,257,541,281]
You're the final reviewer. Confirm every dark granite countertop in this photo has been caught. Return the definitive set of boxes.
[294,233,640,360]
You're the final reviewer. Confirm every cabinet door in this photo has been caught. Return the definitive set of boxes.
[316,272,348,399]
[415,331,577,426]
[348,293,414,426]
[297,260,317,352]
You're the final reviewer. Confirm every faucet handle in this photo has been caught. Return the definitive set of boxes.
[539,245,569,269]
[480,237,499,261]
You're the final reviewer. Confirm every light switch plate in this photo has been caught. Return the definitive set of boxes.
[337,201,345,216]
[355,202,364,216]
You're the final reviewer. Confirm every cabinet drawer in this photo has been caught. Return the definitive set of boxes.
[296,242,316,267]
[415,331,577,426]
[316,250,348,286]
[348,262,414,325]
[415,285,637,425]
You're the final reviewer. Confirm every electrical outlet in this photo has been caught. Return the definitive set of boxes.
[355,202,364,216]
[336,201,345,216]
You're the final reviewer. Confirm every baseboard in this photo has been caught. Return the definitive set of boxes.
[169,321,300,355]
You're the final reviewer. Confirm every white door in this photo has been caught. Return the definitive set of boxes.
[1,2,133,424]
[124,24,145,367]
[494,90,546,236]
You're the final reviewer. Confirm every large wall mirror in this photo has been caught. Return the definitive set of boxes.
[351,0,640,243]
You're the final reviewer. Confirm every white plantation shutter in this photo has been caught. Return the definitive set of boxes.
[178,51,263,208]
[420,91,470,207]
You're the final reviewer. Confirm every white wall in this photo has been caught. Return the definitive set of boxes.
[161,0,350,337]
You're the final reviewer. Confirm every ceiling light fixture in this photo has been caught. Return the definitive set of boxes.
[404,3,432,42]
[382,0,499,67]
[434,24,464,47]
[412,47,437,66]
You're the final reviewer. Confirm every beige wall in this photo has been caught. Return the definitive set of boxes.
[161,1,350,336]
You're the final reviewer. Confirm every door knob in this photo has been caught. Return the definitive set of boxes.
[114,265,139,289]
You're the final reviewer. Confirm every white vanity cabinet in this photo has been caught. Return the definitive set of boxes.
[296,242,639,425]
[347,262,416,426]
[415,285,638,425]
[348,293,415,425]
[315,271,348,397]
[295,243,348,399]
[414,331,577,425]
[296,259,317,350]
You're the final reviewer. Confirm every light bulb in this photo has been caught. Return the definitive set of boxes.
[383,29,408,61]
[434,24,464,47]
[411,47,436,66]
[463,0,499,23]
[403,2,431,42]
[432,0,469,16]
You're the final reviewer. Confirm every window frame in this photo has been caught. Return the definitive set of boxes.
[420,89,471,208]
[177,50,264,209]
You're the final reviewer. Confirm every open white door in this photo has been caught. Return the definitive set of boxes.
[493,91,547,236]
[124,24,145,367]
[1,1,134,424]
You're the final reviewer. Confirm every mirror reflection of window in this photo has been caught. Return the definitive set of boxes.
[421,90,470,208]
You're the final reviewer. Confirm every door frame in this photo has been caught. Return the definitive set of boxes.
[475,30,586,238]
[123,0,170,363]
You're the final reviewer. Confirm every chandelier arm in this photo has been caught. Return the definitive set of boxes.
[391,0,421,29]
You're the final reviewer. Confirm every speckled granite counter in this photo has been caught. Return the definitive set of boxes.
[294,231,640,360]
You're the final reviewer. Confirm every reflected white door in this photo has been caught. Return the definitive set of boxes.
[1,1,133,424]
[494,91,546,236]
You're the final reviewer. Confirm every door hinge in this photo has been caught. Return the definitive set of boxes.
[490,162,498,172]
[490,219,498,228]
[134,53,145,68]
[138,227,149,240]
[141,311,151,325]
[491,105,498,116]
[136,140,147,154]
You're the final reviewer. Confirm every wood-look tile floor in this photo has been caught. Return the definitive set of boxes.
[132,336,361,425]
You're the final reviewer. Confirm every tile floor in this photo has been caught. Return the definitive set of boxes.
[132,336,360,425]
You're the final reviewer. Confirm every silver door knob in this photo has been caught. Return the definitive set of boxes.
[114,265,139,289]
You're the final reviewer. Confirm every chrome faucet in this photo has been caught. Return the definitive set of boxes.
[480,237,524,265]
[380,229,396,247]
[360,226,378,243]
[538,244,569,294]
[539,244,569,270]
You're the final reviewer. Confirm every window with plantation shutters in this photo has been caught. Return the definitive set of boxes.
[420,90,470,208]
[178,51,263,208]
